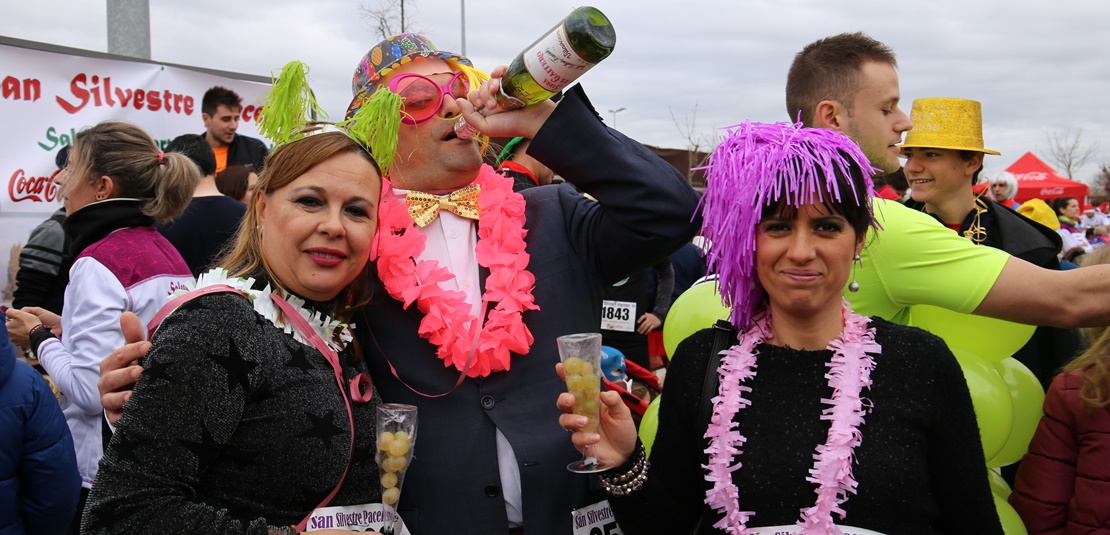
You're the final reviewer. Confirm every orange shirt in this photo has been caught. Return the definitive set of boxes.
[213,146,229,174]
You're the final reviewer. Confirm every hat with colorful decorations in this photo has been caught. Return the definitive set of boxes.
[350,33,472,98]
[342,33,488,165]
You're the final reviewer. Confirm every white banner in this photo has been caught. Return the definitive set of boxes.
[0,40,270,299]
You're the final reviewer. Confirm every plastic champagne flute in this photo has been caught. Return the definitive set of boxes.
[557,332,611,473]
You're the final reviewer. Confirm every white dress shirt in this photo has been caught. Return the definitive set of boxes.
[394,189,524,527]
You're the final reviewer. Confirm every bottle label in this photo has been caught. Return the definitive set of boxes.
[523,25,593,92]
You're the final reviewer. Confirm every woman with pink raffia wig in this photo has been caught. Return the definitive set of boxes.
[556,121,1002,534]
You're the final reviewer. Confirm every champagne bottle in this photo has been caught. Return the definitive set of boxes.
[454,6,616,140]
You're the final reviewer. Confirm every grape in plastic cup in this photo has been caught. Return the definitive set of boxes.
[377,404,417,531]
[557,333,610,473]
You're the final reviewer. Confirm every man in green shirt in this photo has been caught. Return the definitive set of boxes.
[787,32,1106,329]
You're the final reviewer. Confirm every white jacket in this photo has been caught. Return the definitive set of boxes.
[37,226,192,487]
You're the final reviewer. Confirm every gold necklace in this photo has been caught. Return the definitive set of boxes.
[962,195,990,244]
[920,194,990,244]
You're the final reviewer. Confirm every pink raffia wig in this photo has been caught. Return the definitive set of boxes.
[699,121,882,329]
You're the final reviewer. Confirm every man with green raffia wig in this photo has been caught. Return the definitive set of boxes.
[786,32,1110,336]
[97,33,701,535]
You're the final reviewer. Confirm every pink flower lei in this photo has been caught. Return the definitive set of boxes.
[372,165,538,377]
[703,301,880,534]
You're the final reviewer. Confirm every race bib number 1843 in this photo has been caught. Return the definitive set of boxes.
[601,300,636,332]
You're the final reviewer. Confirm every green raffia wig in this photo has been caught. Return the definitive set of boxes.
[336,89,403,177]
[258,61,326,145]
[258,59,403,176]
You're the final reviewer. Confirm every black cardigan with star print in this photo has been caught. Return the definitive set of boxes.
[84,292,382,534]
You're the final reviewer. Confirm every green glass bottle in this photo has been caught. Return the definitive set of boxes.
[454,6,616,139]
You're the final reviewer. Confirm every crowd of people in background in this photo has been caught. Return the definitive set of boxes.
[4,26,1110,535]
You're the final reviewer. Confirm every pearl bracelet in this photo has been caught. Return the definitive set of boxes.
[598,443,649,497]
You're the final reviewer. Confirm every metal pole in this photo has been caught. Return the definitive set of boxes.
[460,0,467,56]
[609,107,626,128]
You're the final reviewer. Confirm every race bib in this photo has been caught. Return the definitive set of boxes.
[304,503,410,534]
[601,300,636,332]
[747,525,884,535]
[572,500,623,535]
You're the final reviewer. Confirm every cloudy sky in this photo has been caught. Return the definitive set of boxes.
[2,0,1108,181]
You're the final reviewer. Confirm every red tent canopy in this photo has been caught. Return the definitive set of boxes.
[1006,152,1089,204]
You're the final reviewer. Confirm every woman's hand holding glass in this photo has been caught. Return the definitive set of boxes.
[556,363,639,471]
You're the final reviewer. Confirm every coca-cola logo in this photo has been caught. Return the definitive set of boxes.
[1040,187,1066,196]
[9,168,61,202]
[1015,172,1049,181]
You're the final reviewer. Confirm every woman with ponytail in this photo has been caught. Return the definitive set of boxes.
[4,121,197,532]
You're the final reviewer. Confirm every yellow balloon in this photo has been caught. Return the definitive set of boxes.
[663,281,732,358]
[907,305,1035,365]
[639,395,662,457]
[986,467,1011,500]
[952,349,1014,461]
[988,357,1046,468]
[993,493,1029,535]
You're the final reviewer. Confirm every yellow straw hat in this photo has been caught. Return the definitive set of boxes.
[900,97,1000,155]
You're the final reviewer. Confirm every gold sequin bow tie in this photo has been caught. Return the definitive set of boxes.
[405,184,482,227]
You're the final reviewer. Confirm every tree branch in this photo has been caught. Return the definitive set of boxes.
[1044,127,1100,179]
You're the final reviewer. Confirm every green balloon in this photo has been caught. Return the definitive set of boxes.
[988,357,1046,468]
[907,305,1035,365]
[952,349,1014,461]
[987,467,1011,499]
[993,493,1029,535]
[639,395,662,457]
[663,281,732,358]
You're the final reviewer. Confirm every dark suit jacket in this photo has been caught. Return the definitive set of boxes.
[356,85,701,535]
[201,132,268,172]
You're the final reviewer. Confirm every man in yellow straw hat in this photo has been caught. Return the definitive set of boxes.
[901,97,1059,253]
[902,97,1001,233]
[901,97,1075,391]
